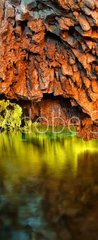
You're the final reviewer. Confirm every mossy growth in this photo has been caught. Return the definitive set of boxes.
[0,100,22,130]
[0,100,76,138]
[0,100,43,134]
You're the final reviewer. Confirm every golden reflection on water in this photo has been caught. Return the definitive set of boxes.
[1,132,98,240]
[0,132,98,185]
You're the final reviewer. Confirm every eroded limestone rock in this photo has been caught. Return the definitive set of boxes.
[0,0,98,139]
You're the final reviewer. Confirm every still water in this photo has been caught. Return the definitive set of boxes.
[0,132,98,240]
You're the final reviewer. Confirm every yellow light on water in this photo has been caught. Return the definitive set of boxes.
[0,132,98,186]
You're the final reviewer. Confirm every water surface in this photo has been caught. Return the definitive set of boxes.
[0,132,98,240]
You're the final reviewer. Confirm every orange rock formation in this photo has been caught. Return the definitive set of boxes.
[0,0,98,139]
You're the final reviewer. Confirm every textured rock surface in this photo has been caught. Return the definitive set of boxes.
[0,0,98,138]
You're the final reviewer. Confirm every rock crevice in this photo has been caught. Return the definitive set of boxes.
[0,0,98,138]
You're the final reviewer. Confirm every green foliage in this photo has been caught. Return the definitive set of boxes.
[0,100,22,130]
[0,100,76,137]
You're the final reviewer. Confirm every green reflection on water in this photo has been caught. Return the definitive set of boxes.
[1,132,98,240]
[0,132,98,185]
